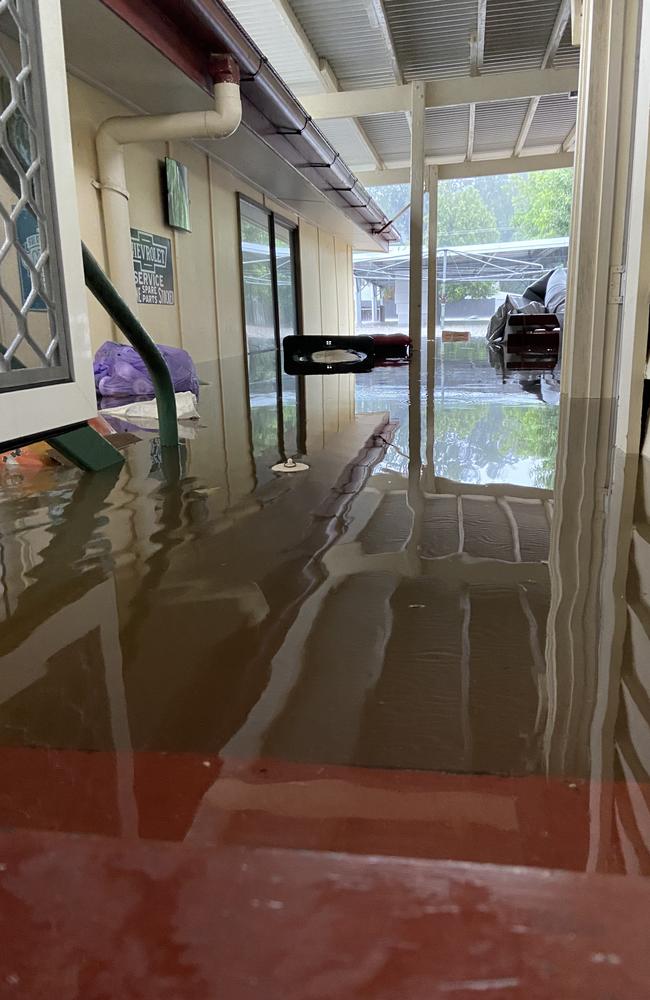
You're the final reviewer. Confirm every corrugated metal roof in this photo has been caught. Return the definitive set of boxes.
[553,21,581,68]
[221,0,320,91]
[359,112,412,160]
[473,98,530,154]
[384,0,477,79]
[223,0,579,171]
[425,105,470,157]
[287,0,398,90]
[318,118,381,170]
[483,0,571,73]
[524,92,576,149]
[222,0,388,169]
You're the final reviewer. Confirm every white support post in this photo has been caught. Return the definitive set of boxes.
[408,81,426,352]
[571,0,583,45]
[544,0,648,872]
[425,165,438,478]
[407,81,426,516]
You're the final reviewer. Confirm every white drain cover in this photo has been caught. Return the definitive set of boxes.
[271,458,309,473]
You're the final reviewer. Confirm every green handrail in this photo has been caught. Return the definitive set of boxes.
[82,244,179,449]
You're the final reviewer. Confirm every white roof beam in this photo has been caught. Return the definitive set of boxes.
[542,0,573,66]
[361,0,411,136]
[514,0,572,156]
[469,0,487,75]
[364,0,404,84]
[467,0,487,161]
[301,66,579,119]
[357,150,574,186]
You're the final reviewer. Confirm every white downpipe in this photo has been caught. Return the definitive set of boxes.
[96,82,242,313]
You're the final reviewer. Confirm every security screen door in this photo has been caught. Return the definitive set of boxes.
[0,0,96,445]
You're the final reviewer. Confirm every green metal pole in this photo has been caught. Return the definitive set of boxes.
[82,243,179,449]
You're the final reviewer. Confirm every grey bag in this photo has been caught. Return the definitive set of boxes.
[486,296,546,344]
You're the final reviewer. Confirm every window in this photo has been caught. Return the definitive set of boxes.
[238,197,302,471]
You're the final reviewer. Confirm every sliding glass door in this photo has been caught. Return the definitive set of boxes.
[238,197,302,471]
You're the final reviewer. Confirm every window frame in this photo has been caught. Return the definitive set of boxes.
[237,195,302,352]
[237,194,305,460]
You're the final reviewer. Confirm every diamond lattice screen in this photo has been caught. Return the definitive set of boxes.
[0,0,69,384]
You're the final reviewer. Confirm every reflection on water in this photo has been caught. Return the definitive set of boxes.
[356,336,559,488]
[0,343,649,873]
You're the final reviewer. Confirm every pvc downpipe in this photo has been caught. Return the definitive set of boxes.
[96,79,242,312]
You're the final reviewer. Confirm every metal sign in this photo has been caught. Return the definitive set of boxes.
[131,228,174,306]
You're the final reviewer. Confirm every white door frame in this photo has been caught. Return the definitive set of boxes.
[546,0,650,866]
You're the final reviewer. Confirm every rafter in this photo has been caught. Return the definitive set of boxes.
[467,103,476,162]
[562,123,577,151]
[513,0,571,156]
[469,0,487,76]
[467,0,487,161]
[365,0,404,84]
[362,0,411,136]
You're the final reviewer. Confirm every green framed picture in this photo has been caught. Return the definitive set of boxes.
[165,156,191,232]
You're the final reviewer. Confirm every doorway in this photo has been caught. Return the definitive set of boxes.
[238,196,304,473]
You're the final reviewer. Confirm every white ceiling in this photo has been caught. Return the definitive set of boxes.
[222,0,580,171]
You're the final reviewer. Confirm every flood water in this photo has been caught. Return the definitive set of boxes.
[0,338,648,872]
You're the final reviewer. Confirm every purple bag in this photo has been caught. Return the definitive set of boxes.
[93,341,200,398]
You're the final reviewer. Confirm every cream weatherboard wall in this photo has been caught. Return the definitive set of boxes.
[66,75,357,367]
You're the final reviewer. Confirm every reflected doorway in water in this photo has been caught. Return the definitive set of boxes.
[356,331,559,489]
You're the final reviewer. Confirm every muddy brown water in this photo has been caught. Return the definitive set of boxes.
[1,343,648,870]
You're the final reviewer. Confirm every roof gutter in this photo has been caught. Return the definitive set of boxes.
[99,0,399,247]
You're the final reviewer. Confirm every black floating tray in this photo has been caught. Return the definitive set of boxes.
[283,335,375,375]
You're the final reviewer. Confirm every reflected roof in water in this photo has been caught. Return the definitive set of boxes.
[0,339,648,873]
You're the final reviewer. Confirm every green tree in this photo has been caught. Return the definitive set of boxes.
[438,181,499,245]
[437,183,500,303]
[511,168,574,239]
[473,175,517,240]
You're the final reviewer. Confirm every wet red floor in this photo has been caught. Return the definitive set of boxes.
[2,830,650,999]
